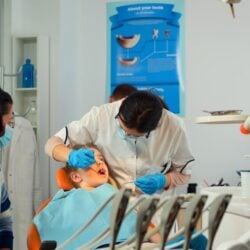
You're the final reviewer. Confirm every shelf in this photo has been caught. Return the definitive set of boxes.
[15,87,37,92]
[195,114,249,124]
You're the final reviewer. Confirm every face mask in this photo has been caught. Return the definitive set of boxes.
[0,125,13,148]
[117,124,127,140]
[117,123,142,141]
[116,116,148,141]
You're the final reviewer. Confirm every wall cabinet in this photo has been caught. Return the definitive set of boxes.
[12,35,50,198]
[13,36,37,128]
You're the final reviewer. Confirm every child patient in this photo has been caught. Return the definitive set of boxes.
[33,146,137,249]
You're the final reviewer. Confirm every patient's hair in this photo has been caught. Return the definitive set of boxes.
[64,165,80,188]
[64,145,97,188]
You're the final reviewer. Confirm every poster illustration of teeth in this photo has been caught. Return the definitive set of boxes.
[107,1,185,115]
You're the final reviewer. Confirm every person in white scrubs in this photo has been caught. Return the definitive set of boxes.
[45,90,194,195]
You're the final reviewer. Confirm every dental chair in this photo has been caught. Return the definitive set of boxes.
[27,167,74,250]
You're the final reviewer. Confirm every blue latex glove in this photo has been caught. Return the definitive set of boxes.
[68,148,96,168]
[134,173,166,195]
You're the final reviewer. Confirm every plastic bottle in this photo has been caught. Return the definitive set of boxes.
[22,58,34,88]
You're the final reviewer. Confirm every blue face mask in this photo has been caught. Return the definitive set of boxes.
[0,126,13,148]
[116,122,144,141]
[117,123,127,140]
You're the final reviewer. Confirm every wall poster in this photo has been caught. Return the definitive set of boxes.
[107,1,185,115]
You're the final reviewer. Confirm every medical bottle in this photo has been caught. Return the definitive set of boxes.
[22,58,34,88]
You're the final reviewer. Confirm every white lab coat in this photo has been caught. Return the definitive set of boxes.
[2,117,43,250]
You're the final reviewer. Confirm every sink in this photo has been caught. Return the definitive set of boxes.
[200,186,250,248]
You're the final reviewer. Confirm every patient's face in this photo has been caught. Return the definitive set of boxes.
[78,148,109,190]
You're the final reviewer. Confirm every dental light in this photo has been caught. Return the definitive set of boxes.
[221,0,242,18]
[240,116,250,135]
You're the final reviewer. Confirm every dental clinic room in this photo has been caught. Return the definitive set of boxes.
[1,0,250,249]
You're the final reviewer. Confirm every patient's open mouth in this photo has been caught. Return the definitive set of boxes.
[98,168,106,175]
[91,167,106,176]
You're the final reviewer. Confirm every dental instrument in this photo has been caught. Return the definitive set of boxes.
[116,195,160,250]
[120,194,207,250]
[221,0,242,18]
[39,193,232,250]
[146,194,207,249]
[206,194,232,250]
[161,194,231,250]
[133,196,160,250]
[174,194,208,250]
[144,196,184,250]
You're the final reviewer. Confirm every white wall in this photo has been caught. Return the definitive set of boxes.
[58,0,107,127]
[185,0,250,186]
[6,0,250,195]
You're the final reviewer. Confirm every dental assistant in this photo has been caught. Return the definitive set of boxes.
[0,88,14,250]
[45,91,194,194]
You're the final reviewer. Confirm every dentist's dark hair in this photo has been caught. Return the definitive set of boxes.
[0,88,13,136]
[118,90,163,133]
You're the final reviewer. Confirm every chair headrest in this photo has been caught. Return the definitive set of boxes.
[55,167,74,190]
